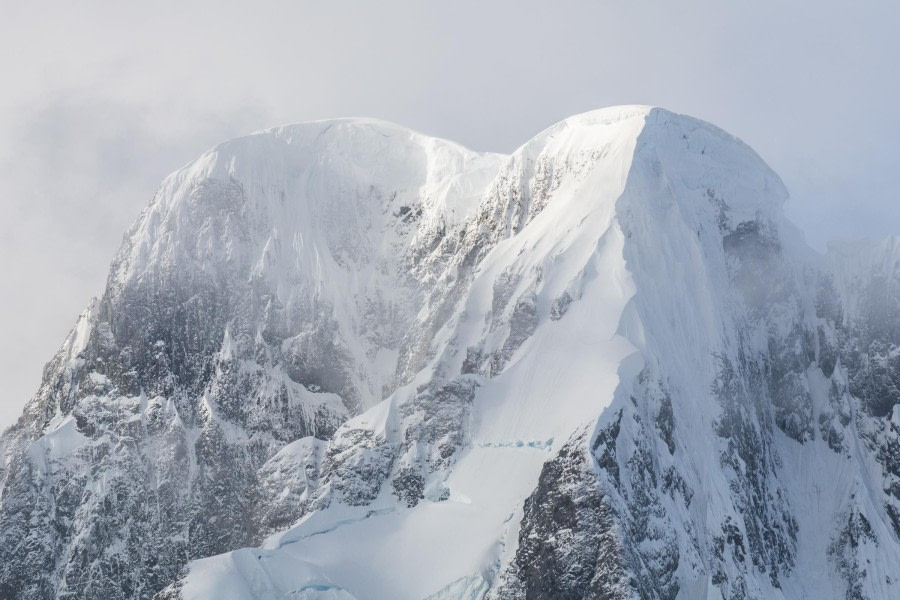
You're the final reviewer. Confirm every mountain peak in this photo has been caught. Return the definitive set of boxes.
[4,107,899,600]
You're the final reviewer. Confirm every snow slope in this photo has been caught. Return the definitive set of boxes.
[177,107,650,600]
[0,118,505,599]
[4,106,900,600]
[164,107,900,599]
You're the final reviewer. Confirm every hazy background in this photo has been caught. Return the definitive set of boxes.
[1,0,898,429]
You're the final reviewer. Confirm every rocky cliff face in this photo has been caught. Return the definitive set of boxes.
[2,107,900,600]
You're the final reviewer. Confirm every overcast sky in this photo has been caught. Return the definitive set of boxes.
[1,1,898,429]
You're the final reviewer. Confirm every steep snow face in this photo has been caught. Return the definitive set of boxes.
[5,106,900,600]
[490,112,900,600]
[110,118,502,412]
[172,105,652,600]
[0,119,503,600]
[168,108,900,600]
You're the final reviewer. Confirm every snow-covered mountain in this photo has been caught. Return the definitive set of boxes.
[2,106,900,600]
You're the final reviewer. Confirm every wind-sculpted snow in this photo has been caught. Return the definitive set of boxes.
[0,119,502,599]
[3,107,900,600]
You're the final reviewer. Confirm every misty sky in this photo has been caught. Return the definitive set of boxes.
[1,1,899,429]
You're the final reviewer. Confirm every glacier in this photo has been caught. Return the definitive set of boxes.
[2,106,900,600]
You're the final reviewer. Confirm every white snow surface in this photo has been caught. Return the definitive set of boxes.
[112,117,504,410]
[179,106,650,600]
[21,106,900,599]
[172,105,863,599]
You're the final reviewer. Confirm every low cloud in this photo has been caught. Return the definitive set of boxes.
[0,91,269,427]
